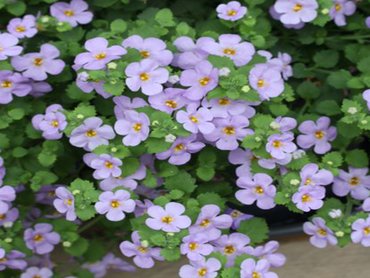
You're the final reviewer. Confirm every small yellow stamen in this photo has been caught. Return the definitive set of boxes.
[133,123,142,132]
[227,9,237,16]
[189,116,198,123]
[335,3,342,11]
[301,194,311,203]
[65,199,73,206]
[224,245,236,255]
[140,73,150,81]
[188,242,198,251]
[33,58,43,67]
[137,246,148,253]
[94,52,107,60]
[257,79,265,88]
[85,129,97,137]
[64,10,75,17]
[223,126,235,135]
[0,214,5,220]
[231,210,241,218]
[218,98,230,106]
[223,48,236,56]
[16,25,26,33]
[364,227,370,235]
[304,178,312,185]
[318,228,327,236]
[0,258,7,263]
[252,272,261,278]
[51,120,59,128]
[140,50,150,58]
[110,200,120,208]
[199,77,210,86]
[165,100,177,109]
[255,186,264,195]
[161,216,173,224]
[105,161,114,169]
[200,219,210,227]
[272,140,282,148]
[174,143,185,152]
[1,80,12,88]
[33,234,44,242]
[315,131,325,139]
[349,177,360,186]
[198,268,208,277]
[293,4,303,12]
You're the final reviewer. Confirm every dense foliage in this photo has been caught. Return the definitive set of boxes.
[0,0,369,277]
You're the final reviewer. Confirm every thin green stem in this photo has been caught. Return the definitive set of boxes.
[344,197,353,217]
[78,215,103,234]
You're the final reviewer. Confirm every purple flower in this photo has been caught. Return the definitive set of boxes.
[119,231,163,268]
[75,72,111,98]
[226,208,253,229]
[74,37,126,70]
[228,148,254,178]
[0,249,27,271]
[216,1,247,21]
[272,116,297,132]
[156,136,205,165]
[125,59,169,96]
[172,36,210,69]
[95,190,135,221]
[134,199,153,217]
[214,233,250,266]
[53,186,76,221]
[24,223,61,254]
[176,106,215,134]
[366,17,370,28]
[240,259,278,278]
[50,0,93,27]
[274,0,318,25]
[113,96,147,119]
[203,97,255,118]
[83,153,122,179]
[0,70,32,104]
[180,233,214,261]
[83,253,136,277]
[189,204,233,240]
[7,15,37,39]
[145,202,191,232]
[303,217,338,248]
[236,173,277,210]
[35,185,58,206]
[0,206,19,227]
[21,267,53,278]
[122,35,173,66]
[329,0,356,26]
[148,88,187,114]
[299,163,334,187]
[270,5,306,29]
[180,60,219,101]
[204,115,252,151]
[268,53,293,80]
[69,117,115,151]
[0,185,16,214]
[29,81,53,97]
[292,186,325,212]
[0,157,5,186]
[11,44,65,81]
[32,104,67,140]
[201,34,255,67]
[179,257,221,278]
[99,165,146,191]
[266,132,297,160]
[332,167,370,200]
[114,110,150,146]
[246,241,286,268]
[249,63,284,99]
[0,33,22,61]
[363,89,370,110]
[351,217,370,247]
[297,117,337,154]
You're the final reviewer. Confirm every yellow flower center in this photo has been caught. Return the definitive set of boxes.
[140,50,150,58]
[85,129,97,137]
[257,79,265,88]
[198,268,208,277]
[190,116,198,123]
[188,242,198,251]
[335,3,342,11]
[200,219,210,227]
[65,199,73,206]
[304,178,312,185]
[137,246,148,253]
[364,227,370,235]
[0,214,5,220]
[165,100,177,108]
[133,123,142,132]
[33,58,43,67]
[140,72,150,81]
[224,245,236,255]
[252,272,261,278]
[64,9,75,17]
[349,177,360,186]
[110,200,120,208]
[0,258,7,263]
[51,120,59,127]
[272,140,282,148]
[255,186,264,195]
[293,4,303,12]
[16,25,26,33]
[105,161,114,169]
[174,143,185,152]
[33,275,42,278]
[1,80,13,88]
[161,216,173,224]
[301,194,311,203]
[231,210,241,218]
[223,48,236,56]
[227,9,237,16]
[317,228,327,236]
[199,77,210,86]
[315,131,325,139]
[223,126,235,135]
[33,234,44,242]
[218,98,230,106]
[94,52,107,60]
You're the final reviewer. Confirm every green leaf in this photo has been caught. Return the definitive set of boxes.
[103,80,125,96]
[197,193,226,210]
[65,237,89,256]
[357,57,370,73]
[327,70,352,89]
[196,167,215,181]
[164,171,197,193]
[237,217,269,244]
[345,149,369,168]
[313,50,339,68]
[110,19,127,33]
[155,9,175,27]
[297,81,320,99]
[8,108,25,120]
[6,1,26,16]
[121,157,140,177]
[315,100,341,116]
[268,103,289,116]
[145,138,171,153]
[31,171,58,191]
[322,152,343,168]
[12,147,28,158]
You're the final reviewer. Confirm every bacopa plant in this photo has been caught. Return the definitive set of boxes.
[0,0,369,277]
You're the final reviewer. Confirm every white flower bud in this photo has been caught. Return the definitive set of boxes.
[152,120,159,126]
[329,209,342,219]
[107,62,117,70]
[141,240,149,248]
[4,237,12,243]
[3,222,13,228]
[335,231,344,237]
[270,121,280,130]
[361,120,368,125]
[292,150,306,159]
[63,241,72,247]
[321,8,329,15]
[219,67,231,77]
[347,107,358,115]
[255,136,261,142]
[242,85,251,93]
[72,190,80,195]
[165,134,176,143]
[40,16,50,23]
[167,232,175,237]
[168,75,180,84]
[111,147,118,152]
[290,179,300,186]
[76,114,84,119]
